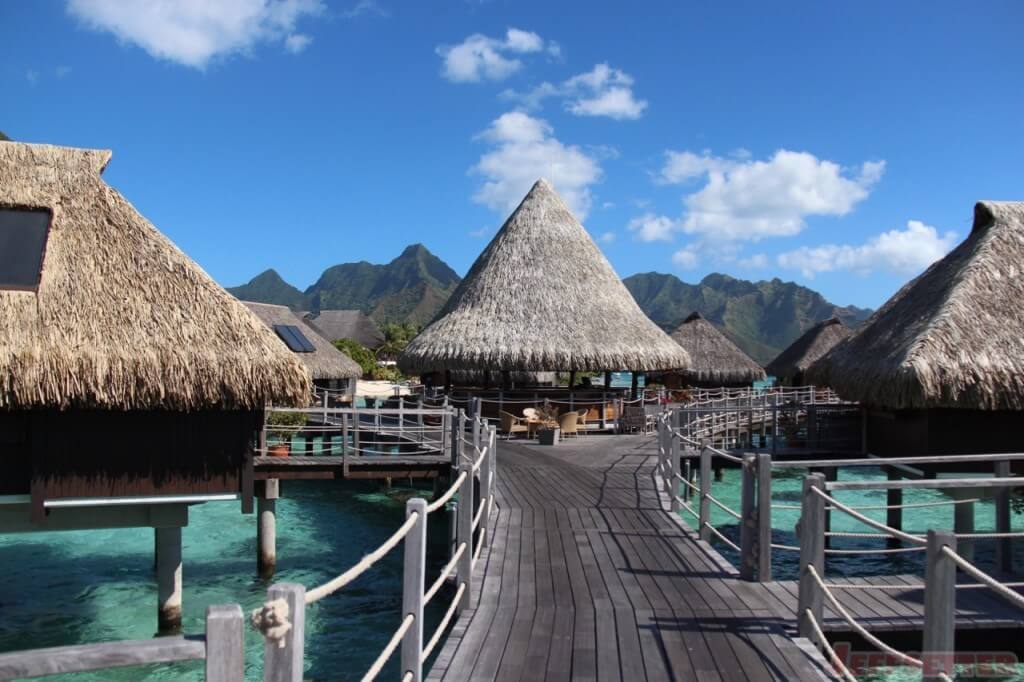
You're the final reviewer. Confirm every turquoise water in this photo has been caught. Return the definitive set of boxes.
[0,481,452,680]
[677,465,1024,680]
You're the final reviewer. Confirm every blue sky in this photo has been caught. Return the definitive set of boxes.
[2,1,1022,308]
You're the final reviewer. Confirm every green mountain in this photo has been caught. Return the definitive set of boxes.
[228,244,461,326]
[623,272,872,364]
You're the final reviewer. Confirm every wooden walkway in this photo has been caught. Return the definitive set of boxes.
[254,454,449,480]
[428,435,836,681]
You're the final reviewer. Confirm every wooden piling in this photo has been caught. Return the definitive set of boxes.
[155,526,183,633]
[257,479,280,579]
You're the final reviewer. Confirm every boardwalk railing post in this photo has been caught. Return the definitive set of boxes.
[953,490,975,563]
[797,473,825,639]
[263,582,305,682]
[699,445,712,543]
[401,498,427,682]
[740,454,757,581]
[205,604,244,682]
[456,461,475,613]
[670,410,681,514]
[923,529,957,681]
[480,427,493,549]
[756,453,773,582]
[995,460,1012,573]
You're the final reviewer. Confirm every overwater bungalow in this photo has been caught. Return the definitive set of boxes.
[0,142,309,630]
[654,312,765,389]
[765,316,851,386]
[398,178,690,399]
[305,308,384,349]
[244,301,362,399]
[809,201,1024,456]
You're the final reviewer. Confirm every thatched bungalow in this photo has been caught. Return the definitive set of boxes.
[244,302,361,397]
[305,309,384,349]
[655,312,765,388]
[399,179,690,391]
[765,316,851,386]
[808,201,1024,456]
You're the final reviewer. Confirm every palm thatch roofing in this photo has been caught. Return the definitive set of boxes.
[304,309,384,349]
[243,302,362,381]
[398,179,691,373]
[808,201,1024,410]
[0,142,310,410]
[765,316,851,382]
[664,312,765,385]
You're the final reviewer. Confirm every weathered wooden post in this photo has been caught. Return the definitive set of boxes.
[206,604,244,682]
[757,453,773,582]
[740,454,757,581]
[257,479,280,579]
[401,497,427,682]
[398,395,404,439]
[995,460,1012,573]
[922,529,957,682]
[670,410,681,514]
[480,427,492,549]
[155,525,183,633]
[263,582,305,682]
[456,461,475,613]
[953,490,975,563]
[886,469,902,547]
[806,405,818,451]
[341,412,350,478]
[699,445,712,543]
[472,399,482,459]
[771,404,779,455]
[797,473,826,639]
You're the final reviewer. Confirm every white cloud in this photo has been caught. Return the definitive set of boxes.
[596,231,616,243]
[776,220,958,278]
[672,248,699,269]
[653,148,885,242]
[284,33,311,53]
[67,0,323,69]
[627,213,677,242]
[468,226,489,238]
[505,63,647,120]
[601,201,615,210]
[738,253,769,269]
[340,0,389,19]
[436,28,551,83]
[472,111,602,219]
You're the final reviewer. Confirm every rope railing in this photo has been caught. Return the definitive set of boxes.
[424,544,466,606]
[803,608,858,682]
[941,546,1024,610]
[421,582,465,663]
[362,614,415,682]
[811,487,926,545]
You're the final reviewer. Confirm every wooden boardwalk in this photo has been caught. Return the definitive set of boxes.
[428,435,836,681]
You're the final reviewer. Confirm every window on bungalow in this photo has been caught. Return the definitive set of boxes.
[273,324,316,353]
[0,208,51,290]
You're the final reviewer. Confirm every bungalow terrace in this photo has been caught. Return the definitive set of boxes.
[809,201,1024,456]
[0,142,309,630]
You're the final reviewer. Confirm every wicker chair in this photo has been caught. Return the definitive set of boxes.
[558,411,579,438]
[500,411,529,439]
[576,408,589,435]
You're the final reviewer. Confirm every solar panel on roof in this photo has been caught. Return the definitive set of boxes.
[273,324,316,353]
[0,208,51,290]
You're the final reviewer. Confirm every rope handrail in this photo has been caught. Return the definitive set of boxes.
[472,497,487,532]
[305,512,419,604]
[941,546,1024,610]
[824,546,926,555]
[361,613,414,682]
[807,565,923,668]
[424,543,466,605]
[472,531,484,564]
[426,471,467,513]
[811,487,926,545]
[421,582,465,663]
[803,608,858,682]
[472,445,488,472]
[772,497,981,512]
[702,522,741,552]
[704,493,742,519]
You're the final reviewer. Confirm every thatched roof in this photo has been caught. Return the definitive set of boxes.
[808,202,1024,410]
[398,179,691,373]
[666,312,765,384]
[766,316,851,382]
[243,302,362,381]
[0,142,310,410]
[304,309,384,349]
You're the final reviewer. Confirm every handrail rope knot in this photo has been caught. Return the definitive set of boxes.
[250,598,292,648]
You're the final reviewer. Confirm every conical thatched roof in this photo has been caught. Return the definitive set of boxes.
[304,309,384,349]
[243,302,362,381]
[398,179,691,373]
[667,312,765,384]
[766,316,851,382]
[808,202,1024,410]
[0,142,310,410]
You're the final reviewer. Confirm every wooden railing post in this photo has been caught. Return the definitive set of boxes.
[401,498,427,682]
[670,410,681,514]
[953,490,975,563]
[923,529,957,681]
[740,454,757,581]
[205,604,244,682]
[341,412,349,477]
[480,427,492,550]
[452,409,464,469]
[757,453,772,582]
[263,583,305,682]
[995,460,1012,573]
[456,461,475,613]
[797,473,826,639]
[699,445,712,543]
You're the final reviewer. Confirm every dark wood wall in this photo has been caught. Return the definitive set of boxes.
[868,408,1023,456]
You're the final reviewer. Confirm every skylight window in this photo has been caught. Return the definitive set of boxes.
[0,208,51,290]
[273,324,316,353]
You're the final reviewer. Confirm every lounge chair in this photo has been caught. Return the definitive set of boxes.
[558,411,579,438]
[500,411,528,439]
